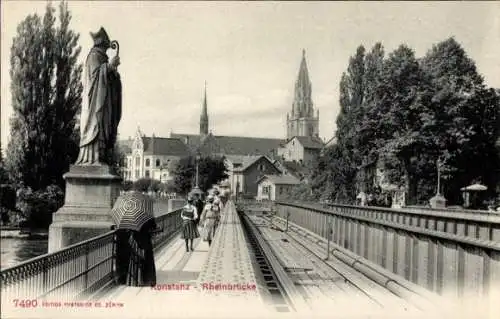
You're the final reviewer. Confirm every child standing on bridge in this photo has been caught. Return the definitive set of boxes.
[180,196,199,252]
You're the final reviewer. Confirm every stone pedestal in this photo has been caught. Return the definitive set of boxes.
[429,194,447,209]
[48,165,122,253]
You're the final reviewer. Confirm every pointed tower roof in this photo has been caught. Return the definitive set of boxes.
[200,81,209,135]
[296,49,311,89]
[202,81,208,118]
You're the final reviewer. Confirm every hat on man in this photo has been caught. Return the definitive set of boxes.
[90,27,111,46]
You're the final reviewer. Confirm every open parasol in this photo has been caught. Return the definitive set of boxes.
[189,186,204,197]
[460,183,488,192]
[110,191,154,231]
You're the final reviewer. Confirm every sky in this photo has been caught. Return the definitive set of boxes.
[1,1,499,151]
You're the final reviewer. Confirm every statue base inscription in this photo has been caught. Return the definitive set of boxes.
[48,164,122,253]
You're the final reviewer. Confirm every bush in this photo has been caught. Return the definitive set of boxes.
[133,178,161,192]
[122,180,133,191]
[1,184,16,210]
[159,180,176,193]
[16,184,64,229]
[0,184,17,225]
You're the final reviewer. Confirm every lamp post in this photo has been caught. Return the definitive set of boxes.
[436,158,441,196]
[430,155,446,208]
[195,154,200,188]
[436,156,446,195]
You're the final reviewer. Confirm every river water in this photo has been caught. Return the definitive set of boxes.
[0,237,48,269]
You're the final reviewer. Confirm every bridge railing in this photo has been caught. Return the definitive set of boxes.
[274,201,500,302]
[302,201,500,242]
[236,199,500,242]
[235,198,274,212]
[0,208,183,303]
[328,203,500,242]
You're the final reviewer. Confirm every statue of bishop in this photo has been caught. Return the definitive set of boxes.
[76,27,122,166]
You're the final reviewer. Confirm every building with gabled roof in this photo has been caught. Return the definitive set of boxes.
[256,174,301,201]
[277,135,324,165]
[171,132,285,158]
[121,128,190,182]
[223,155,281,198]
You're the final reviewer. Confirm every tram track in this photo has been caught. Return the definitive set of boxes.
[239,209,432,316]
[239,209,306,312]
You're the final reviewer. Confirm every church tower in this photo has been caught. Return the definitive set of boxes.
[200,82,209,136]
[286,49,319,139]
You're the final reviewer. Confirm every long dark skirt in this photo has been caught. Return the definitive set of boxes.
[181,219,199,239]
[116,228,156,287]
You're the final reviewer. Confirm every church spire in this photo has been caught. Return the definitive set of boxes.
[293,49,313,118]
[200,81,209,136]
[287,49,318,139]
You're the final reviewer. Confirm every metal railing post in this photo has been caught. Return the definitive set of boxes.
[325,219,332,260]
[285,211,290,232]
[84,244,89,290]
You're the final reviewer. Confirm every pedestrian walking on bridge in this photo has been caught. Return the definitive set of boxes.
[200,195,221,247]
[180,196,199,252]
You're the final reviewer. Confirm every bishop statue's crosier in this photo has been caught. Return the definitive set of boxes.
[76,27,122,166]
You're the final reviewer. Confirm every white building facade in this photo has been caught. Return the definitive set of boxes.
[121,128,190,183]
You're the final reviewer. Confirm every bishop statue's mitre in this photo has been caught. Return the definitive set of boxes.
[90,27,110,46]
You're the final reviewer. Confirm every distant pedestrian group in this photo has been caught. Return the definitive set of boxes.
[180,188,224,252]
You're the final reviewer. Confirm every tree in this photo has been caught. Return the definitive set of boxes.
[132,178,161,192]
[46,1,83,185]
[310,144,357,204]
[5,1,82,191]
[366,45,431,204]
[420,37,500,203]
[173,155,228,195]
[312,45,367,202]
[0,148,8,184]
[359,43,385,165]
[173,157,195,195]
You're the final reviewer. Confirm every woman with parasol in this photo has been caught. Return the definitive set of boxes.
[111,191,159,287]
[180,195,200,252]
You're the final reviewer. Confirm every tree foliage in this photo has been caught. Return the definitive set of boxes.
[3,1,82,228]
[16,185,64,228]
[311,37,499,206]
[5,1,82,191]
[173,156,228,195]
[132,178,161,192]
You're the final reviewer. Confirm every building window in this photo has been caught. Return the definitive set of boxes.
[135,156,140,166]
[145,158,150,167]
[135,170,139,179]
[128,159,132,168]
[145,170,150,178]
[262,185,271,195]
[156,159,160,167]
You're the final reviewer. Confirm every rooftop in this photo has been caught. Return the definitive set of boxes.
[258,174,301,185]
[293,136,325,149]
